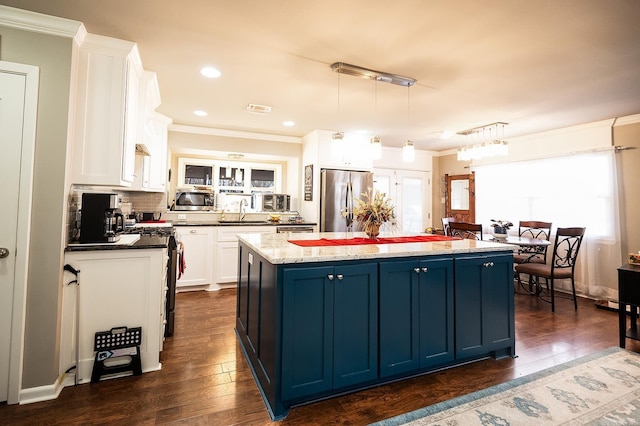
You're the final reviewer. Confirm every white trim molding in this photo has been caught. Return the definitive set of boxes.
[0,5,84,39]
[170,124,302,144]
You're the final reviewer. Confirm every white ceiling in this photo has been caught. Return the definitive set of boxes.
[4,0,640,151]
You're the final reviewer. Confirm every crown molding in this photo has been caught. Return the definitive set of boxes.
[0,5,84,39]
[169,124,302,144]
[614,114,640,126]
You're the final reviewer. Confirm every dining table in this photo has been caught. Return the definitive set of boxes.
[483,235,552,296]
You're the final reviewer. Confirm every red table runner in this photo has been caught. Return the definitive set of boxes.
[288,235,456,247]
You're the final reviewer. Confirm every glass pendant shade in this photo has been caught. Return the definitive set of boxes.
[370,136,382,159]
[403,140,415,162]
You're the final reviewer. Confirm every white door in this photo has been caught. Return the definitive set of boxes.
[0,62,39,404]
[374,169,432,233]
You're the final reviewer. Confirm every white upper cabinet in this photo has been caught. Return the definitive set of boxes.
[132,72,171,192]
[142,112,172,191]
[72,34,143,186]
[304,129,373,171]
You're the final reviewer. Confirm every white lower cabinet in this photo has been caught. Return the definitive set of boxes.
[174,225,276,291]
[215,226,275,287]
[176,226,215,289]
[61,248,166,384]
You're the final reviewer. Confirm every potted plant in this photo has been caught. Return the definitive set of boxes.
[490,219,513,240]
[352,189,395,239]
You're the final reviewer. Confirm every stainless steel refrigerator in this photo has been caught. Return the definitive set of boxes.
[320,169,374,232]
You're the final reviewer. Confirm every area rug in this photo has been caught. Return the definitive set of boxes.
[371,347,640,425]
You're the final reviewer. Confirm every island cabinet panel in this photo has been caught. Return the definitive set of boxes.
[281,263,378,401]
[454,253,515,360]
[379,257,454,378]
[235,237,515,420]
[332,263,379,389]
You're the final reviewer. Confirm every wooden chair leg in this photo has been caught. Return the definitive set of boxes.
[571,278,578,310]
[550,279,555,312]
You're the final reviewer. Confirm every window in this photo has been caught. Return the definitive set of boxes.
[474,152,617,238]
[473,150,622,299]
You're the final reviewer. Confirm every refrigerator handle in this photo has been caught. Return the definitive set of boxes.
[346,182,353,228]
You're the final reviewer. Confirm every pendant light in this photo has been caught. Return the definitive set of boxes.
[456,122,509,161]
[332,72,344,156]
[403,85,415,162]
[370,81,382,160]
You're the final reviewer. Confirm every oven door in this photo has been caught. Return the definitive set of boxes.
[276,226,314,233]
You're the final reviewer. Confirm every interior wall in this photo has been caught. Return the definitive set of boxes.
[614,120,640,260]
[433,154,470,227]
[436,117,640,269]
[0,26,73,388]
[167,130,302,207]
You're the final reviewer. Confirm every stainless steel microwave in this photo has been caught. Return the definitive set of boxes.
[262,194,290,212]
[174,190,215,211]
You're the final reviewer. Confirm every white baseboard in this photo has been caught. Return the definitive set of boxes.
[19,371,74,405]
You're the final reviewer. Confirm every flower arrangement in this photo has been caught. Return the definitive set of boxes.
[352,188,395,237]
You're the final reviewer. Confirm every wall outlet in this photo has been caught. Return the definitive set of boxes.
[177,214,187,220]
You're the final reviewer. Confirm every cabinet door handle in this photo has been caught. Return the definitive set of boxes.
[414,268,420,273]
[327,274,334,280]
[421,267,428,273]
[190,230,197,234]
[336,274,344,280]
[483,261,495,267]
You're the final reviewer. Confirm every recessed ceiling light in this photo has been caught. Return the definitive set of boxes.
[200,66,221,78]
[282,120,295,127]
[193,110,208,117]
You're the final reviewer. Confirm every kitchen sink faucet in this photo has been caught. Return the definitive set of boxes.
[239,199,247,221]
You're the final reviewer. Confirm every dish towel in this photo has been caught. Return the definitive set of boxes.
[178,241,186,279]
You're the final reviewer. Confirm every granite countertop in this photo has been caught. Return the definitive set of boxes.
[65,234,169,252]
[172,221,316,227]
[238,232,517,264]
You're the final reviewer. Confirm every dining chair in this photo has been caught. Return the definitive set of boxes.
[441,217,455,236]
[449,221,483,240]
[514,221,552,264]
[515,227,586,312]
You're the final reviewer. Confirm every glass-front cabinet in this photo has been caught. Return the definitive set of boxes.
[218,166,246,193]
[177,158,214,188]
[178,157,282,195]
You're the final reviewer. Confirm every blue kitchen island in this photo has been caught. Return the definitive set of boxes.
[235,232,516,420]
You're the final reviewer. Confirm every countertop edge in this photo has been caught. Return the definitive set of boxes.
[238,232,518,264]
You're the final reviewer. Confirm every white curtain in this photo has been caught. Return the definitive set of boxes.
[473,150,622,300]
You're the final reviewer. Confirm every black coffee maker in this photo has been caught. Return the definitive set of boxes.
[80,193,124,243]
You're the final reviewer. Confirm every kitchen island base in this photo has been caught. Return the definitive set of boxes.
[235,235,515,420]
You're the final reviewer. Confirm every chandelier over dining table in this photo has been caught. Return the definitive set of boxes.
[456,122,509,161]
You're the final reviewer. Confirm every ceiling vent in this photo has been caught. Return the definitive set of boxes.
[246,103,272,114]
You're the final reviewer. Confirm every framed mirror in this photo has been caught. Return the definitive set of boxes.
[445,172,475,223]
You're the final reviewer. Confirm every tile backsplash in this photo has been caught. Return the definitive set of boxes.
[67,186,168,242]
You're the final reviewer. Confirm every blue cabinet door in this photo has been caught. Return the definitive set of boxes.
[281,262,379,400]
[455,254,514,359]
[419,258,455,368]
[281,266,334,401]
[481,254,514,353]
[379,257,454,377]
[333,263,379,388]
[379,260,420,378]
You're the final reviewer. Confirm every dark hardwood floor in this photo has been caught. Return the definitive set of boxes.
[1,287,638,425]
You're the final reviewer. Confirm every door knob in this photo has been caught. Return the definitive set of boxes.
[0,247,9,259]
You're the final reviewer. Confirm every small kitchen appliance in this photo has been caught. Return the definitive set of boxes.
[79,193,124,243]
[174,189,215,211]
[262,193,291,212]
